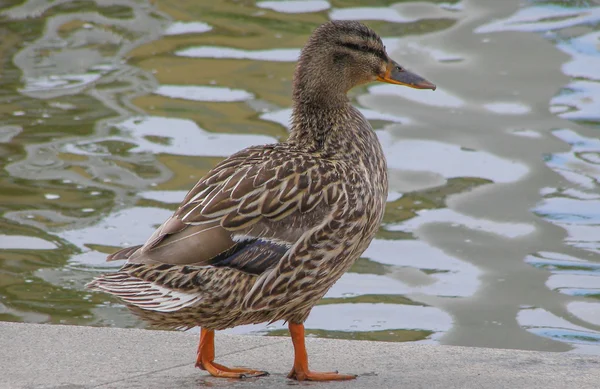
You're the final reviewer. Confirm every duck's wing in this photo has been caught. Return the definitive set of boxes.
[108,144,343,277]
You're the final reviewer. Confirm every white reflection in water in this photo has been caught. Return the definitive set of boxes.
[154,85,254,102]
[257,0,330,13]
[483,102,530,115]
[389,208,535,239]
[176,46,300,62]
[330,7,416,23]
[20,73,103,97]
[510,129,542,138]
[387,191,403,202]
[164,21,212,36]
[559,31,600,82]
[547,274,600,293]
[65,116,276,157]
[139,190,188,204]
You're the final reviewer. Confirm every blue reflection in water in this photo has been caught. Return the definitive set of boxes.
[533,328,600,345]
[534,198,600,224]
[557,288,600,297]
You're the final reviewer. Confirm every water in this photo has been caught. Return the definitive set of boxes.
[0,0,599,355]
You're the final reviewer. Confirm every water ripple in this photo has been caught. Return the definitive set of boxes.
[176,46,300,62]
[257,0,330,14]
[64,116,276,158]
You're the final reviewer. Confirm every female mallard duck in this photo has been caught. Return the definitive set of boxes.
[87,20,435,381]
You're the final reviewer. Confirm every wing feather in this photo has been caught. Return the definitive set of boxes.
[108,145,342,272]
[177,147,339,232]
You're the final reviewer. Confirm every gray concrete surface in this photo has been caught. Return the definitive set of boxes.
[1,322,599,389]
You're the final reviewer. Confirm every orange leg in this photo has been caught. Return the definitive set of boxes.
[195,328,269,378]
[287,323,357,381]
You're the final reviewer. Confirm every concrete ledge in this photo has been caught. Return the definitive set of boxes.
[1,322,599,388]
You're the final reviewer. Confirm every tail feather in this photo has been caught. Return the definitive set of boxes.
[107,245,143,262]
[86,270,200,312]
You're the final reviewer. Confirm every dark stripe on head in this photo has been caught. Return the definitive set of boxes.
[336,40,388,62]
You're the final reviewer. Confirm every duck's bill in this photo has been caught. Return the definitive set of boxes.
[376,61,436,90]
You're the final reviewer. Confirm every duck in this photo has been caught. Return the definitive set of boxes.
[87,20,435,381]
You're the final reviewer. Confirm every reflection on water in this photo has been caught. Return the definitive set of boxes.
[177,46,301,62]
[1,0,600,355]
[258,1,331,14]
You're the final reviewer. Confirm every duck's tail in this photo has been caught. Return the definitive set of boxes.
[86,264,202,313]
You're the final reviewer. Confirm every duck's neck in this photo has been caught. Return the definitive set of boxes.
[288,100,351,153]
[287,66,357,153]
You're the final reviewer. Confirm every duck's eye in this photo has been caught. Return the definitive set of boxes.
[395,65,404,72]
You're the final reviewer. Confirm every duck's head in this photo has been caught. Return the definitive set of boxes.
[293,20,435,106]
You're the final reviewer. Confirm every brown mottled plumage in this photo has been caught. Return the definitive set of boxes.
[87,20,435,381]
